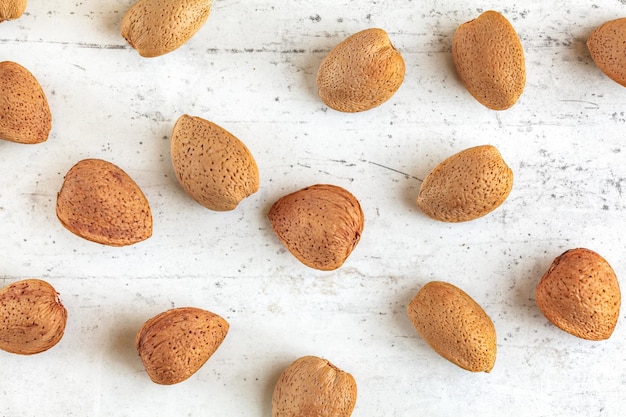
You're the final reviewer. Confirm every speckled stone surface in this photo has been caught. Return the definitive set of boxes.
[1,1,626,415]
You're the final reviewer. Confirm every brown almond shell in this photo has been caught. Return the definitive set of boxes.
[452,10,526,110]
[0,0,27,22]
[121,0,212,57]
[407,281,497,372]
[135,307,229,385]
[272,355,357,417]
[317,28,405,112]
[170,114,259,211]
[0,279,67,355]
[535,248,621,340]
[56,158,153,246]
[0,61,51,144]
[416,145,513,222]
[268,184,364,271]
[587,18,626,87]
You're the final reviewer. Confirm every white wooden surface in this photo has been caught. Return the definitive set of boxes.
[1,0,626,415]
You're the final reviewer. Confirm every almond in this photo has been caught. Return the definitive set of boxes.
[452,10,526,110]
[0,61,51,144]
[170,114,259,211]
[0,0,27,22]
[587,18,626,87]
[535,248,621,340]
[268,184,364,271]
[0,279,67,355]
[136,307,229,385]
[121,0,212,57]
[407,281,496,372]
[317,28,405,112]
[272,355,357,417]
[416,144,513,222]
[56,158,153,246]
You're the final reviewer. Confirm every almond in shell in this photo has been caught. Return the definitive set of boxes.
[121,0,212,57]
[170,114,259,211]
[56,158,153,246]
[0,279,67,355]
[452,10,526,110]
[407,281,497,372]
[0,0,27,22]
[272,355,357,417]
[317,28,405,112]
[416,145,513,222]
[535,248,621,340]
[0,61,51,144]
[268,184,364,271]
[587,18,626,87]
[136,307,229,385]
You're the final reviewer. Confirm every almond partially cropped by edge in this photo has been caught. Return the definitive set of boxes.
[416,145,513,222]
[121,0,213,57]
[452,10,526,110]
[0,0,27,22]
[407,281,497,372]
[136,307,229,385]
[0,61,51,144]
[170,114,259,211]
[0,279,67,355]
[272,355,357,417]
[56,158,153,246]
[268,184,364,271]
[317,28,405,112]
[587,18,626,87]
[535,248,621,340]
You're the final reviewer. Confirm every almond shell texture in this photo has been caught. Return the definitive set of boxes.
[56,158,153,246]
[0,61,51,144]
[0,0,27,22]
[268,184,364,271]
[407,281,497,372]
[587,18,626,87]
[317,28,405,112]
[121,0,212,57]
[416,144,513,222]
[0,279,67,355]
[170,114,259,211]
[452,10,526,110]
[272,355,357,417]
[135,307,229,385]
[535,248,621,340]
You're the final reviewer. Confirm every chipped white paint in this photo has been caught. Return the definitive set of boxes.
[1,0,626,415]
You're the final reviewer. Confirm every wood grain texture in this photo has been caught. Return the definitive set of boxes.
[1,1,626,416]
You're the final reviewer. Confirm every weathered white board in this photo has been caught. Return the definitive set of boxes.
[1,1,626,415]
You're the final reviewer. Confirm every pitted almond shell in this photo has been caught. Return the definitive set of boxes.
[407,281,496,372]
[0,61,51,144]
[0,279,67,355]
[272,355,357,417]
[121,0,212,57]
[136,307,229,385]
[416,145,513,222]
[536,248,621,340]
[0,0,27,22]
[587,18,626,87]
[317,28,405,112]
[171,114,259,211]
[452,10,526,110]
[56,158,153,246]
[268,184,364,271]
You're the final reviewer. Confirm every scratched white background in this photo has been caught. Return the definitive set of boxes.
[1,0,626,415]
